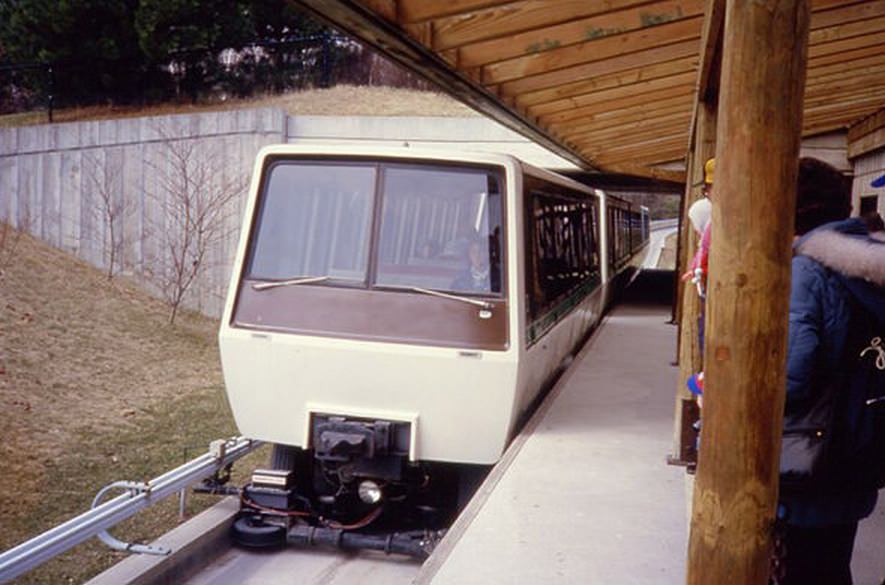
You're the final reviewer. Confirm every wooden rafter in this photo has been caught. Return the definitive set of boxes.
[299,0,885,183]
[528,71,697,117]
[498,38,700,96]
[445,0,704,65]
[481,16,703,84]
[514,55,697,109]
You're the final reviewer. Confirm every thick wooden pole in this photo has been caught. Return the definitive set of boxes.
[686,0,810,583]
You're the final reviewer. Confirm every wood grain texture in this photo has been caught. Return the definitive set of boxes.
[686,0,810,583]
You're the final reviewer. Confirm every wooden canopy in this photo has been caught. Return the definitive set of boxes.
[296,0,884,185]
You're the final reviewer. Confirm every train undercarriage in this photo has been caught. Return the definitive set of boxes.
[228,416,487,558]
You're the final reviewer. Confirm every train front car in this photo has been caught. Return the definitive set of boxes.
[219,145,521,539]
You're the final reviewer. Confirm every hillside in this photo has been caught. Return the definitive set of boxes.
[0,226,260,584]
[0,85,479,128]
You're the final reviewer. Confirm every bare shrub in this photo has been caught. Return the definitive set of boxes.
[145,124,246,324]
[83,151,132,279]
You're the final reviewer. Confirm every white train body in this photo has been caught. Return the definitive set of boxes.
[219,145,648,468]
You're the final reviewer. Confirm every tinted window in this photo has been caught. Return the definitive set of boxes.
[247,162,376,280]
[524,179,601,344]
[376,165,503,295]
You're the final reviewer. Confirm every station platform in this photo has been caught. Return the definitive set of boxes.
[415,271,686,584]
[415,271,885,585]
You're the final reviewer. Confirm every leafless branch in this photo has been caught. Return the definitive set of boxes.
[144,122,246,324]
[83,152,132,279]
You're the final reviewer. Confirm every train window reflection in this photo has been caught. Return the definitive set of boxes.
[376,166,503,295]
[247,162,376,281]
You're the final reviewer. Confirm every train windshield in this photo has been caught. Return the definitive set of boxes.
[248,162,376,281]
[376,165,503,295]
[247,160,504,296]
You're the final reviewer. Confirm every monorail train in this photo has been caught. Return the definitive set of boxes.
[218,145,649,541]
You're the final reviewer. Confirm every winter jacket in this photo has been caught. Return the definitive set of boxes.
[780,218,885,526]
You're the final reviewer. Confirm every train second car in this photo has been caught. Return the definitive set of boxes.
[218,145,649,548]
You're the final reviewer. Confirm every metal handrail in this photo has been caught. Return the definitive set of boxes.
[0,436,261,583]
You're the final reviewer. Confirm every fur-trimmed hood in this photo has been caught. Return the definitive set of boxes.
[795,218,885,321]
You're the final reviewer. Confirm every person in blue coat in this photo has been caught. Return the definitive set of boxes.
[777,159,885,584]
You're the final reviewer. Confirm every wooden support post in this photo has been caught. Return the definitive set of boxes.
[671,99,717,463]
[670,0,723,464]
[686,0,810,583]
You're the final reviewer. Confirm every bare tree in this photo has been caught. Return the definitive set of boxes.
[83,151,131,279]
[146,126,246,325]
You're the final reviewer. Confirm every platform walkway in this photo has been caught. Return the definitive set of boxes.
[416,271,885,585]
[417,276,688,584]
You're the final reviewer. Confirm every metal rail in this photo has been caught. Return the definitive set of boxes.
[0,436,261,583]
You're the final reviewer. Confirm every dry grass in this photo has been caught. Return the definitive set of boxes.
[0,85,478,129]
[0,226,267,584]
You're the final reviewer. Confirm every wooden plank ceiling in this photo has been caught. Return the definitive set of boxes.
[297,0,885,184]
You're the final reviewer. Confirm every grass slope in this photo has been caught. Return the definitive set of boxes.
[0,85,478,128]
[0,227,263,584]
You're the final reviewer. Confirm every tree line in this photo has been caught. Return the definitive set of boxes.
[0,0,396,113]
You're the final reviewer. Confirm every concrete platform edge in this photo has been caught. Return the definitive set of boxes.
[85,497,239,585]
[413,313,611,584]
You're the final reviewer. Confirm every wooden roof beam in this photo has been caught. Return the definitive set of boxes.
[804,79,885,104]
[591,132,689,160]
[539,84,696,125]
[480,16,704,84]
[498,38,699,100]
[808,12,885,45]
[514,55,697,109]
[596,161,687,184]
[417,0,654,49]
[847,108,885,158]
[808,29,885,59]
[810,0,885,29]
[595,143,690,166]
[448,0,703,65]
[528,70,697,117]
[566,113,692,144]
[807,52,885,80]
[808,39,885,68]
[558,100,693,136]
[396,0,513,24]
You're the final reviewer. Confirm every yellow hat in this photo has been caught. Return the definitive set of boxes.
[703,158,715,185]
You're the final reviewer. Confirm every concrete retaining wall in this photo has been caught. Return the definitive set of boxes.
[0,108,287,317]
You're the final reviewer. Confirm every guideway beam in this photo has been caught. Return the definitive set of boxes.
[0,436,262,583]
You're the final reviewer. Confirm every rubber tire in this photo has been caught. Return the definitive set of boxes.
[231,514,286,548]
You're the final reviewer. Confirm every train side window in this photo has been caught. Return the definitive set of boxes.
[247,162,376,281]
[526,188,600,335]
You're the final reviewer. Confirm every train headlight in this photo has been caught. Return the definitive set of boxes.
[357,480,383,504]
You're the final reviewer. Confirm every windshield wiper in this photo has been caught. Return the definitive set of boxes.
[384,285,493,310]
[252,275,335,291]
